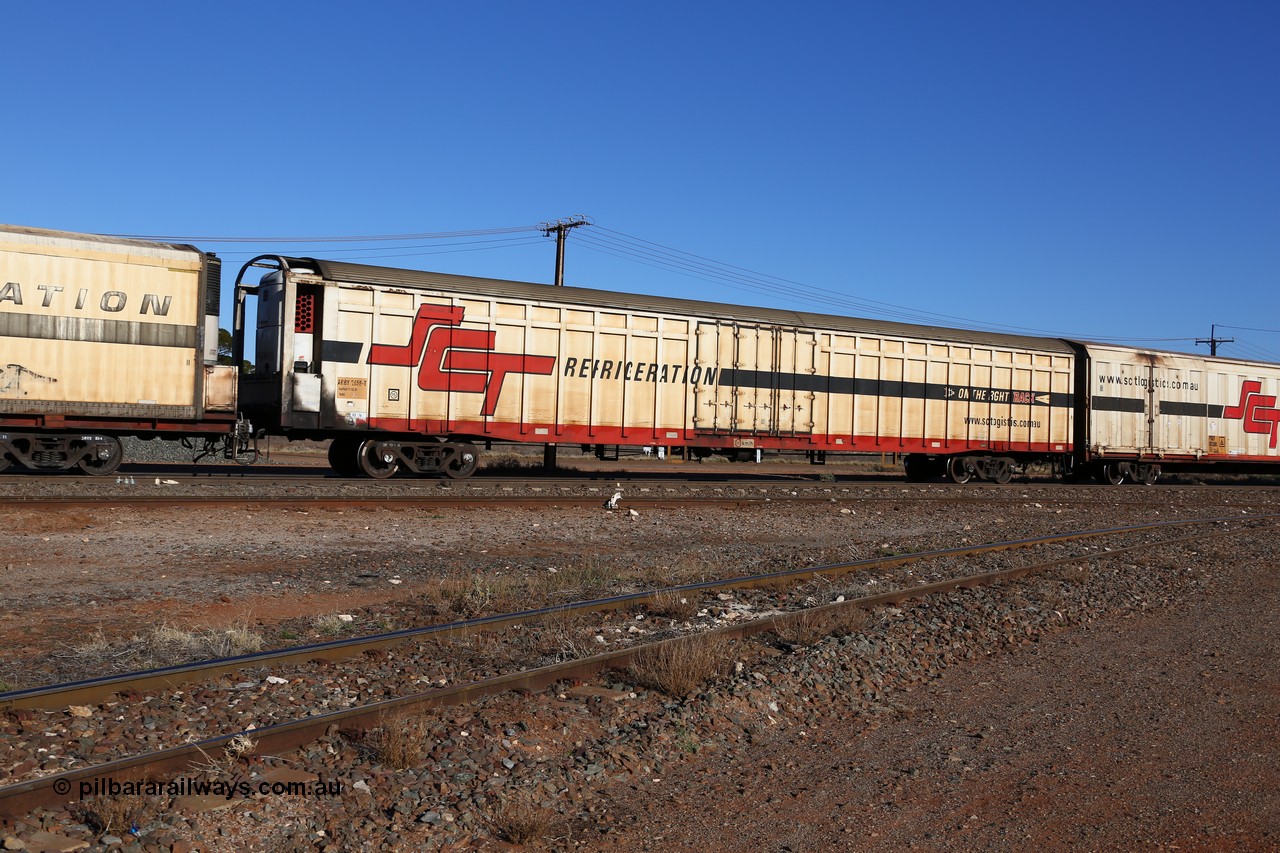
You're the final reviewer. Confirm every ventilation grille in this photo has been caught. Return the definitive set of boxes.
[204,256,222,316]
[295,292,315,333]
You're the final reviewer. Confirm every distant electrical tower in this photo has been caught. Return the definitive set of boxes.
[540,216,591,286]
[1196,324,1234,356]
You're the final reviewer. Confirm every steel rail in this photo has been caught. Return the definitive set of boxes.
[0,488,1239,509]
[3,513,1273,715]
[0,493,937,509]
[0,516,1269,819]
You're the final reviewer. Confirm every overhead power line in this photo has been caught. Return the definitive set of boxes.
[1215,324,1280,334]
[578,227,1197,344]
[105,219,1240,350]
[1229,338,1280,362]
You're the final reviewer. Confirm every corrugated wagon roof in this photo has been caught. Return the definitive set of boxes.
[285,256,1076,355]
[0,223,202,259]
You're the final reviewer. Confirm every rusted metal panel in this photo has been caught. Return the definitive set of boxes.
[203,365,237,412]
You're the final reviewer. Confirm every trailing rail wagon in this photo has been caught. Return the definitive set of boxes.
[0,225,242,474]
[1077,343,1280,484]
[232,255,1078,480]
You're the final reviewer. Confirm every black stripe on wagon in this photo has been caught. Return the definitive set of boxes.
[321,340,364,363]
[1092,396,1146,413]
[1159,401,1225,418]
[716,369,1073,408]
[0,312,196,349]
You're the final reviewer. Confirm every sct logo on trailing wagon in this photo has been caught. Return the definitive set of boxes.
[1224,380,1280,448]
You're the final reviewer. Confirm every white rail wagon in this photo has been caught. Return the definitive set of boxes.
[1080,343,1280,483]
[233,256,1077,480]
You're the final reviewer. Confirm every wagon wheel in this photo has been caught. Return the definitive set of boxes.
[946,456,973,485]
[74,438,122,471]
[78,437,123,476]
[358,440,400,479]
[441,443,479,480]
[1135,464,1160,486]
[992,459,1013,485]
[327,436,363,477]
[0,453,10,474]
[1098,462,1126,486]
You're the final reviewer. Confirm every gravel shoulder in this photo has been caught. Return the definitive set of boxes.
[0,472,1277,851]
[564,532,1280,851]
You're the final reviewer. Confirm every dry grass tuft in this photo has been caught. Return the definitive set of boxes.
[151,623,264,659]
[640,556,717,588]
[427,573,520,619]
[536,556,618,600]
[489,791,554,844]
[628,632,736,697]
[224,732,257,761]
[770,606,867,646]
[647,588,699,621]
[366,712,434,770]
[533,609,595,662]
[1054,564,1093,585]
[189,731,258,778]
[69,623,264,674]
[311,613,358,636]
[81,787,153,835]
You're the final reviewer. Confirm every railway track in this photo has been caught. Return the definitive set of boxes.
[1,513,1273,818]
[0,480,1261,510]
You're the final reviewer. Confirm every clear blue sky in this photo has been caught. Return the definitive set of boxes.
[4,2,1277,360]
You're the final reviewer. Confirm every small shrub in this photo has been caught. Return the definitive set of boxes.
[367,712,434,770]
[81,786,153,835]
[628,633,736,697]
[673,723,700,754]
[431,573,519,619]
[490,791,553,844]
[1040,586,1066,610]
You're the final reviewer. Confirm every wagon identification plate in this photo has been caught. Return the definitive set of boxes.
[337,377,368,399]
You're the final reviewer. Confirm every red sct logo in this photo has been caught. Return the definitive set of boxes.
[1223,380,1280,449]
[367,305,555,416]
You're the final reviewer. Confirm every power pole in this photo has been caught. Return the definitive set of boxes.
[540,216,590,285]
[1196,324,1234,356]
[538,216,590,470]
